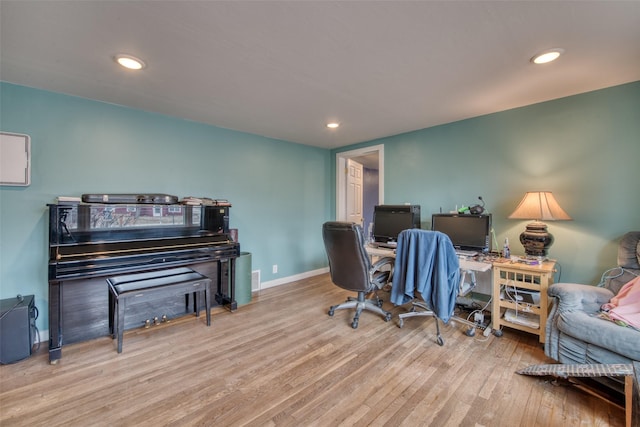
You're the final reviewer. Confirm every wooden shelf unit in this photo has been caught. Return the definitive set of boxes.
[492,260,556,343]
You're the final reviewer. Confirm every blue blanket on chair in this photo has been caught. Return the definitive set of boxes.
[390,230,460,323]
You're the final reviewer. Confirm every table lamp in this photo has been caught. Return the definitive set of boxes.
[508,191,572,258]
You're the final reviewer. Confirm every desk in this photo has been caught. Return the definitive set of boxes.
[365,244,491,273]
[367,244,558,342]
[365,244,492,293]
[366,243,494,339]
[366,245,397,259]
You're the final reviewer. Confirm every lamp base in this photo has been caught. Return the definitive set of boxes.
[519,221,554,257]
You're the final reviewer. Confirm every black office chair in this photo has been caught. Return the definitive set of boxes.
[322,221,394,328]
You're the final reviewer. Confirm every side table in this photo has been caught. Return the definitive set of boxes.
[492,259,556,343]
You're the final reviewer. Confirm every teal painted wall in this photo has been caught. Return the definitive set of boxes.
[334,82,640,285]
[2,81,638,335]
[0,82,332,332]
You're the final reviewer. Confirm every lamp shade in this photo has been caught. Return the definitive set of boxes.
[508,191,571,258]
[508,191,572,221]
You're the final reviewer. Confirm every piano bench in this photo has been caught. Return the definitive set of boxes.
[107,267,212,353]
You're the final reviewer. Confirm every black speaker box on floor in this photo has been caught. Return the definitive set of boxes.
[0,295,36,364]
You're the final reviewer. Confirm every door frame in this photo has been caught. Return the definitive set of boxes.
[335,144,384,221]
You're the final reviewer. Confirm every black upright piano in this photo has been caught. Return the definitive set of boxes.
[47,202,240,363]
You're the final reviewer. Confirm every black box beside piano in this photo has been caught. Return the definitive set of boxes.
[0,295,37,364]
[47,199,240,363]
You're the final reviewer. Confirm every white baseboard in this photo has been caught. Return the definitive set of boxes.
[259,267,329,290]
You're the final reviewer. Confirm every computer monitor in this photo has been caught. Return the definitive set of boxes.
[431,213,492,253]
[372,205,421,243]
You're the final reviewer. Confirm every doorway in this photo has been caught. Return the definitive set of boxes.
[335,145,384,236]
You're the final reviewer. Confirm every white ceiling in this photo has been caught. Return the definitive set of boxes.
[1,1,639,149]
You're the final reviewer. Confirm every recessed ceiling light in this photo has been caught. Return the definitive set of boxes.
[530,48,564,65]
[114,54,146,70]
[326,122,340,129]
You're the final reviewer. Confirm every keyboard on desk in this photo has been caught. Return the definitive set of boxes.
[455,249,478,257]
[371,241,397,249]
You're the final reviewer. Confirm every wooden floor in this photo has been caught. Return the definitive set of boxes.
[0,273,625,426]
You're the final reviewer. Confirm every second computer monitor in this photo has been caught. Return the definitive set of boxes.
[431,213,492,253]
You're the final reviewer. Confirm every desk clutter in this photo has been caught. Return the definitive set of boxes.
[355,220,557,346]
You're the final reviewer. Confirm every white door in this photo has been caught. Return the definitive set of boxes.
[346,159,364,226]
[335,144,384,223]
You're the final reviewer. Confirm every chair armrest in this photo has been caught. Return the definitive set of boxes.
[370,256,395,289]
[547,282,614,313]
[545,282,615,360]
[371,256,395,271]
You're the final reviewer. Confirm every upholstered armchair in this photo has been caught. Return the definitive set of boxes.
[545,232,640,388]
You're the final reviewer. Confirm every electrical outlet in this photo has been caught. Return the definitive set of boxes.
[272,264,278,274]
[474,312,484,325]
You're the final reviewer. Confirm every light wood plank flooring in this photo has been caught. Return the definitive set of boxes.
[0,273,625,426]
